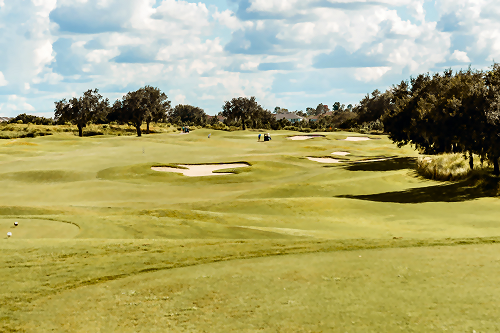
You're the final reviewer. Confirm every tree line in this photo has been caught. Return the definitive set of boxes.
[351,64,500,175]
[52,87,358,136]
[53,86,209,137]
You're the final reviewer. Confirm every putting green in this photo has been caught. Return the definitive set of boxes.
[0,218,79,239]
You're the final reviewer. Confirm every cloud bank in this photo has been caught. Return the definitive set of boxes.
[0,0,498,116]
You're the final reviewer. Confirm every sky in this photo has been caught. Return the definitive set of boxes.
[0,0,499,117]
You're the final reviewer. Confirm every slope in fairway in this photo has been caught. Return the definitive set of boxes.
[1,129,499,332]
[19,244,500,333]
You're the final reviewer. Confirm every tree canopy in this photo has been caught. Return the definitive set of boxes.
[54,89,109,137]
[222,96,267,130]
[168,104,207,125]
[109,85,170,136]
[379,66,500,175]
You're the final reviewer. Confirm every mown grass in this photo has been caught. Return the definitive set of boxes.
[2,238,500,332]
[0,128,499,332]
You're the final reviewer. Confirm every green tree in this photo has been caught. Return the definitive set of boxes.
[168,104,207,125]
[306,107,315,115]
[142,86,171,133]
[484,64,500,175]
[222,96,262,130]
[354,89,393,124]
[54,89,109,137]
[112,86,170,136]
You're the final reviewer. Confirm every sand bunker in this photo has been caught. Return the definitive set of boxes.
[288,135,324,140]
[343,136,372,141]
[307,157,343,163]
[152,163,249,177]
[332,151,350,156]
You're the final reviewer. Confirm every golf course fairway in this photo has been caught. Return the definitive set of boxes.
[1,129,499,332]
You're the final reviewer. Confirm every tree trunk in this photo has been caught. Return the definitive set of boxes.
[136,125,142,137]
[241,117,246,130]
[469,151,473,171]
[78,125,83,137]
[494,157,499,176]
[147,121,150,134]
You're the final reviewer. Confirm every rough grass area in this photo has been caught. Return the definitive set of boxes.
[1,129,499,332]
[417,153,490,181]
[0,122,178,139]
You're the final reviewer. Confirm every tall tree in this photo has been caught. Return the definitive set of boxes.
[222,96,262,130]
[142,86,171,133]
[113,86,170,136]
[168,104,207,125]
[484,64,500,175]
[54,89,109,137]
[306,107,315,115]
[354,89,393,124]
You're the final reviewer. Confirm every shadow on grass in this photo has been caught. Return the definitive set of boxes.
[344,157,416,172]
[338,174,499,203]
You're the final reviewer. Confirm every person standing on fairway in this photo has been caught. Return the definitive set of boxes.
[258,133,261,141]
[208,133,211,139]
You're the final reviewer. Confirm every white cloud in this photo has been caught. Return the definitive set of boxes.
[174,93,186,104]
[0,95,36,113]
[213,9,253,30]
[200,94,215,100]
[354,67,392,82]
[247,0,300,13]
[1,0,500,117]
[0,71,7,86]
[450,50,471,63]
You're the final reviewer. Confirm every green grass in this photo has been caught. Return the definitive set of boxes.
[1,128,499,332]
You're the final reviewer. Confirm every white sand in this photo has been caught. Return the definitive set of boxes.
[332,151,350,156]
[288,135,324,140]
[307,157,343,163]
[343,136,372,141]
[152,163,249,177]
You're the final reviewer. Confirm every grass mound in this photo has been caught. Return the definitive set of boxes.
[2,170,95,183]
[417,153,489,181]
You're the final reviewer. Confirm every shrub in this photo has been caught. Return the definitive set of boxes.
[417,153,489,181]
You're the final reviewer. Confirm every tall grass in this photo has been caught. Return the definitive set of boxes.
[417,153,489,181]
[0,123,178,139]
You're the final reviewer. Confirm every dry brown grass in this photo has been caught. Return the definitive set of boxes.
[417,153,489,181]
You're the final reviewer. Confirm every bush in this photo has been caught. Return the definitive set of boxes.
[416,153,489,181]
[9,113,54,125]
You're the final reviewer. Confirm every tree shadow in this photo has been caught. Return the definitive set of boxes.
[338,175,499,203]
[343,157,416,172]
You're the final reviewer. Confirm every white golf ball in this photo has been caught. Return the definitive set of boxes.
[14,222,18,226]
[7,232,12,237]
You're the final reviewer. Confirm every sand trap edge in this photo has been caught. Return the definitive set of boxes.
[151,162,251,177]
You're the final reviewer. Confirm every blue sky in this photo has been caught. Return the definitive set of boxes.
[0,0,499,117]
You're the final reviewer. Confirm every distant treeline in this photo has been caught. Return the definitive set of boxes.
[48,87,360,137]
